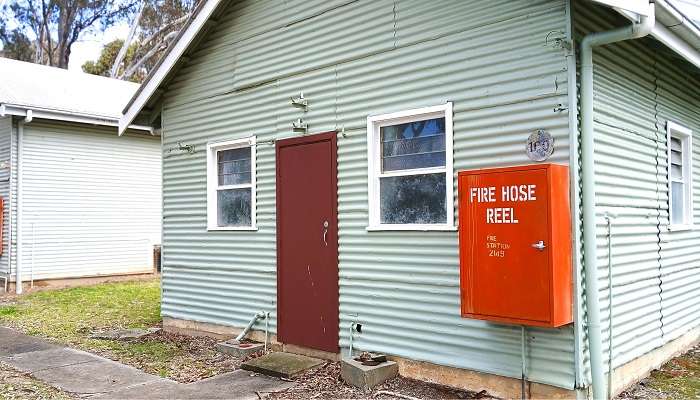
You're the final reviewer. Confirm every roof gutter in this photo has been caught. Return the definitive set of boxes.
[580,3,655,399]
[1,104,154,134]
[617,0,700,67]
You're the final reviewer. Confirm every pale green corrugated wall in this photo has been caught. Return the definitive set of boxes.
[161,0,576,388]
[573,2,700,382]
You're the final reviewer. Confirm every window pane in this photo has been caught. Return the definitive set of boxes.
[218,147,251,186]
[381,118,446,172]
[380,173,446,224]
[671,181,685,225]
[217,188,252,226]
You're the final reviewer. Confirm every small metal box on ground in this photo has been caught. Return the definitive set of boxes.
[458,164,572,327]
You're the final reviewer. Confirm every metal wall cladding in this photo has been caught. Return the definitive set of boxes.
[16,122,162,280]
[573,2,700,378]
[160,0,576,388]
[0,117,10,275]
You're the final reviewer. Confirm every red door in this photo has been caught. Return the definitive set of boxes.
[276,132,339,353]
[461,168,551,323]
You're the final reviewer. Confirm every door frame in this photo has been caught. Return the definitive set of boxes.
[275,131,339,351]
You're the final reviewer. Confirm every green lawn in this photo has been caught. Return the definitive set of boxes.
[0,279,236,382]
[0,279,161,343]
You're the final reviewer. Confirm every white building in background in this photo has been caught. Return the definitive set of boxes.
[0,57,162,293]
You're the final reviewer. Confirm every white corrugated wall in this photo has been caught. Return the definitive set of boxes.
[0,117,11,276]
[159,0,577,389]
[573,1,700,385]
[15,121,162,280]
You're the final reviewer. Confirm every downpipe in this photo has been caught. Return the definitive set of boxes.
[15,111,31,294]
[580,4,654,399]
[605,214,616,400]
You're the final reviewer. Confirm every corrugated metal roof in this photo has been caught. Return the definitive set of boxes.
[0,57,139,119]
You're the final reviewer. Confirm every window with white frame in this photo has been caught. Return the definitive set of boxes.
[207,137,256,230]
[667,122,693,229]
[367,103,454,230]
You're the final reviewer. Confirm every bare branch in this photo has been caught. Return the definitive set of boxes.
[111,1,145,77]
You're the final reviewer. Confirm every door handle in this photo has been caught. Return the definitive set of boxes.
[322,220,329,246]
[531,240,546,251]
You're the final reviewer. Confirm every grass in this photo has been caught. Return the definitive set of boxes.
[0,279,161,343]
[0,280,176,378]
[0,279,238,382]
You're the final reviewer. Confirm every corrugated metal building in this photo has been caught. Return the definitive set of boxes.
[119,0,700,398]
[0,58,162,292]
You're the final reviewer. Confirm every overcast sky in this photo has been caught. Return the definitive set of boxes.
[68,23,130,72]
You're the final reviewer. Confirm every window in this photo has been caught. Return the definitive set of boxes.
[367,103,454,230]
[667,122,693,229]
[207,137,256,230]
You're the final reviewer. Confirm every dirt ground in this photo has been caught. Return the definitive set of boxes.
[617,344,700,400]
[0,362,74,400]
[263,361,490,400]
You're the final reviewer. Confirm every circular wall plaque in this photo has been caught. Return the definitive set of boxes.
[526,129,554,162]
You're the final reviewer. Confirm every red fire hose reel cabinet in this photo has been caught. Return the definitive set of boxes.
[458,164,572,327]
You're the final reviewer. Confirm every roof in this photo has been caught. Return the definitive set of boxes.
[118,0,700,134]
[0,57,143,127]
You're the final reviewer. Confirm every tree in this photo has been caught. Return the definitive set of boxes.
[111,0,198,81]
[82,38,142,81]
[2,0,139,68]
[0,25,35,62]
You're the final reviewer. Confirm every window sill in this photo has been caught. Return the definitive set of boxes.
[366,224,457,232]
[208,226,258,232]
[667,224,693,232]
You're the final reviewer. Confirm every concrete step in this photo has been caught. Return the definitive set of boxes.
[241,352,324,379]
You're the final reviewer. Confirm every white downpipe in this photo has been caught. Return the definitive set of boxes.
[580,4,654,399]
[605,215,615,400]
[15,114,28,294]
[30,222,35,289]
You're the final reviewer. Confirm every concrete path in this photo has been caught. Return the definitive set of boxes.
[0,327,292,399]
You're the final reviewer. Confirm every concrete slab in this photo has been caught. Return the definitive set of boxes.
[179,370,294,399]
[91,328,160,340]
[92,379,181,399]
[95,370,293,400]
[0,327,58,356]
[1,327,293,399]
[2,347,99,373]
[341,356,398,391]
[31,358,161,395]
[216,340,265,357]
[241,352,324,379]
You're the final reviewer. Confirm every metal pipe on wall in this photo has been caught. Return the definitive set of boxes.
[606,215,615,400]
[235,311,266,342]
[15,113,29,294]
[580,4,655,399]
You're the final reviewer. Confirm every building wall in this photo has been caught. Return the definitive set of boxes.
[573,2,700,384]
[0,117,11,276]
[14,121,162,280]
[160,0,576,388]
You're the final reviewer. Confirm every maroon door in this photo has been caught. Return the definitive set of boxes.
[276,132,339,353]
